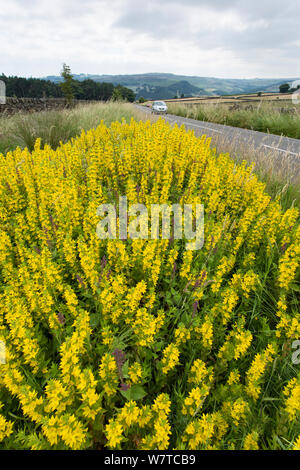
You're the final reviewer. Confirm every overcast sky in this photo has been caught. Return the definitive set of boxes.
[0,0,299,78]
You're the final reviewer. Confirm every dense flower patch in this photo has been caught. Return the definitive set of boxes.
[0,118,299,449]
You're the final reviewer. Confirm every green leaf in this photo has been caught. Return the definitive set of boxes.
[120,384,147,401]
[122,360,129,378]
[90,312,100,328]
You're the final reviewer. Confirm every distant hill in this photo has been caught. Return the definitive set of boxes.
[132,80,208,100]
[44,73,299,100]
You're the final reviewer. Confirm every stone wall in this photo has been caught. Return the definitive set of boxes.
[0,97,97,115]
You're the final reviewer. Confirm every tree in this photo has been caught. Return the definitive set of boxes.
[279,83,290,93]
[111,85,135,102]
[60,64,74,104]
[71,80,84,100]
[100,82,114,101]
[118,85,135,102]
[111,86,123,101]
[181,93,185,98]
[138,97,146,103]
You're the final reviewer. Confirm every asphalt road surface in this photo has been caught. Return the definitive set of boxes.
[135,104,300,177]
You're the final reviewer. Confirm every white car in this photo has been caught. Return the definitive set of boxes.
[152,101,168,114]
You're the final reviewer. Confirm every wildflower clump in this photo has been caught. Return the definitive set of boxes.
[0,118,299,450]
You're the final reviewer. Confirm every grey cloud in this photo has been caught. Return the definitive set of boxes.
[0,0,299,77]
[114,6,183,38]
[114,0,299,68]
[155,0,295,20]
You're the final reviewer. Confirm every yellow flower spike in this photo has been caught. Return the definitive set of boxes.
[99,353,119,397]
[283,378,300,421]
[0,413,13,442]
[188,359,213,386]
[161,343,180,374]
[128,362,143,384]
[243,431,259,450]
[182,386,210,416]
[246,344,276,400]
[293,435,300,450]
[105,418,124,448]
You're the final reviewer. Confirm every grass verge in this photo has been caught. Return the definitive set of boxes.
[0,101,140,154]
[166,102,300,140]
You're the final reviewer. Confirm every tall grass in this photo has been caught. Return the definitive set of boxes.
[0,101,139,154]
[167,102,300,139]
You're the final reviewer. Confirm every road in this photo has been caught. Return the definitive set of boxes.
[134,104,300,179]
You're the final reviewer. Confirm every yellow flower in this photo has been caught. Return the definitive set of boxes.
[243,431,259,450]
[283,378,300,421]
[129,362,143,384]
[182,386,210,416]
[105,419,124,448]
[227,370,240,386]
[293,435,300,450]
[161,343,180,374]
[99,353,119,397]
[183,414,217,449]
[246,344,276,400]
[0,414,13,442]
[188,359,213,386]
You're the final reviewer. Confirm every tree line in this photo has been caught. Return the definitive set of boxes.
[0,73,135,102]
[279,82,300,93]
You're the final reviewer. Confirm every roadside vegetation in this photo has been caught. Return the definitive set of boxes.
[0,118,299,450]
[166,101,300,140]
[0,102,140,154]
